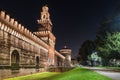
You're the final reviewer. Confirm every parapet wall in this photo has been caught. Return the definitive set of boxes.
[0,11,49,50]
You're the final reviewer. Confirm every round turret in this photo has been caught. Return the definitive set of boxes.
[59,46,72,67]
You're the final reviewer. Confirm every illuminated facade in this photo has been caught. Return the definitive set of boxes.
[0,5,68,68]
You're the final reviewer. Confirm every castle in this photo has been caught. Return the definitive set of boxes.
[0,5,72,68]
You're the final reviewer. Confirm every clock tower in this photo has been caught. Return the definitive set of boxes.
[37,5,52,31]
[34,5,56,66]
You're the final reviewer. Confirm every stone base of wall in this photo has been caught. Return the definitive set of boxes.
[0,67,72,80]
[0,68,46,80]
[48,67,73,72]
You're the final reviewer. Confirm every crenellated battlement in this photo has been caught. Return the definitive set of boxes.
[0,11,48,49]
[0,11,27,35]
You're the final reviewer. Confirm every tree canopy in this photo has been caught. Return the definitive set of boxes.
[78,40,95,65]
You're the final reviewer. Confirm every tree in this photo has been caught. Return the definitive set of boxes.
[96,13,120,43]
[78,40,95,65]
[97,32,120,66]
[96,12,120,66]
[88,51,102,66]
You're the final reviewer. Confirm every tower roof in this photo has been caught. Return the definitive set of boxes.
[62,45,70,49]
[42,5,49,12]
[59,45,72,54]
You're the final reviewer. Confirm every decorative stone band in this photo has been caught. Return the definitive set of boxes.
[34,31,56,42]
[60,49,72,54]
[0,11,48,50]
[37,19,52,26]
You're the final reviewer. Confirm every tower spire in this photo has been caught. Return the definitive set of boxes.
[37,5,52,32]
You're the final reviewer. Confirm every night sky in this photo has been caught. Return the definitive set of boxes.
[0,0,120,58]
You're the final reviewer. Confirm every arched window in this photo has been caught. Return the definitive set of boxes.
[11,50,19,66]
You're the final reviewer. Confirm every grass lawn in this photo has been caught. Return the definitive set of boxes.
[4,67,112,80]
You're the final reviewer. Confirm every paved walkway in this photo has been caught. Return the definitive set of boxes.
[84,67,120,80]
[96,70,120,80]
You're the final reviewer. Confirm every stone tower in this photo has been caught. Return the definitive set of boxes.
[34,5,56,66]
[37,5,52,31]
[59,46,72,67]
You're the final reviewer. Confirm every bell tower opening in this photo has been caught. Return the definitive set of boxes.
[37,5,52,31]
